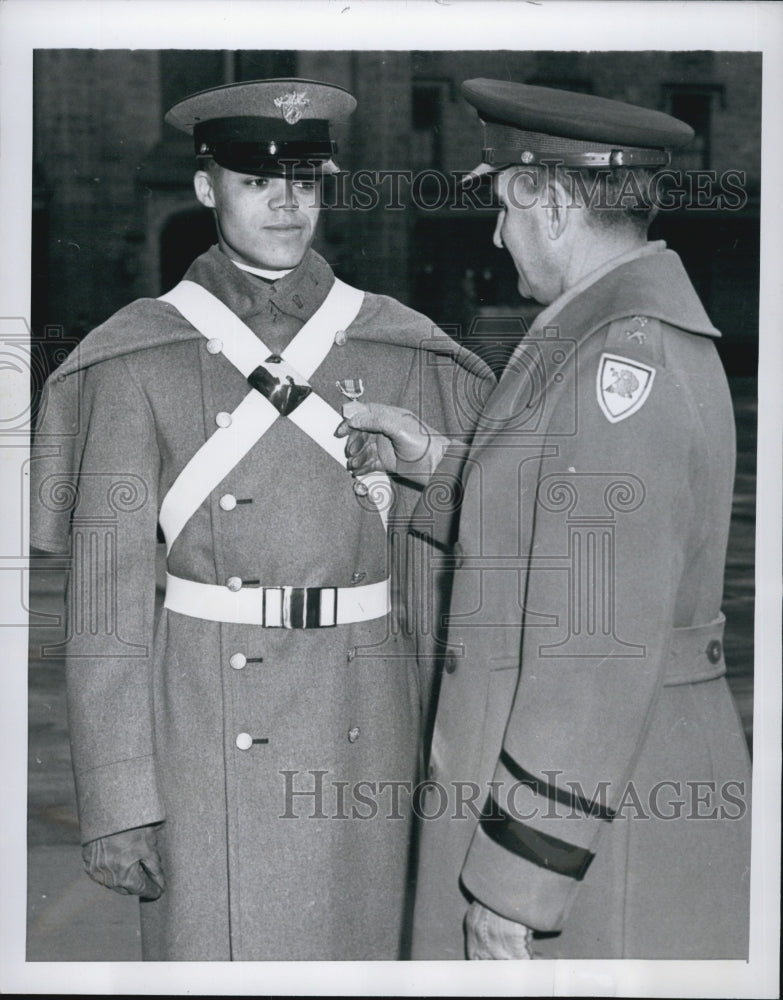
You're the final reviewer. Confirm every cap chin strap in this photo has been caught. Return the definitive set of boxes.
[482,145,671,169]
[479,119,670,169]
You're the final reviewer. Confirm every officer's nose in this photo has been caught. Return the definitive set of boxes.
[492,208,506,249]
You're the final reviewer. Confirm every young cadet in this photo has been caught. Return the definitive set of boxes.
[30,78,491,961]
[338,79,752,960]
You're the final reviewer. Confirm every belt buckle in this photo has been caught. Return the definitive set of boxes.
[263,586,338,628]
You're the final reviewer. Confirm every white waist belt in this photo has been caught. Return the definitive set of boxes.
[164,572,391,628]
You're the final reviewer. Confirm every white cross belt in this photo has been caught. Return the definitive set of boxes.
[156,276,392,627]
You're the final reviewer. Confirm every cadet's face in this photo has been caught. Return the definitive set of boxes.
[492,168,559,305]
[195,166,321,270]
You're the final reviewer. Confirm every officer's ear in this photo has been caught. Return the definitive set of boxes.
[544,176,570,241]
[194,169,216,210]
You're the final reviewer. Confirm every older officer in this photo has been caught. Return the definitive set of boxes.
[30,78,490,961]
[339,79,752,959]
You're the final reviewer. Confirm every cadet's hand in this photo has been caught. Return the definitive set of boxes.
[335,402,451,479]
[82,823,165,900]
[465,900,534,960]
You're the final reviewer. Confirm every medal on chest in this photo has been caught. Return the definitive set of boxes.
[336,378,365,401]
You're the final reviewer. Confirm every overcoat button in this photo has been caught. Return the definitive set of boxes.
[236,732,252,751]
[206,338,223,354]
[334,329,347,346]
[347,647,356,662]
[444,651,458,674]
[226,576,243,592]
[230,652,247,670]
[216,411,232,428]
[706,639,722,664]
[348,726,360,743]
[220,494,237,511]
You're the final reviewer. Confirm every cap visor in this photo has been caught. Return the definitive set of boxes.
[320,158,341,175]
[458,162,497,187]
[212,155,340,178]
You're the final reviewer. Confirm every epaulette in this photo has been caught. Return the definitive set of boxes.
[602,314,665,368]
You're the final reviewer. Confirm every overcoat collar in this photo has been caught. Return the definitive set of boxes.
[52,245,335,377]
[475,245,719,441]
[50,244,491,381]
[186,244,335,323]
[527,245,719,347]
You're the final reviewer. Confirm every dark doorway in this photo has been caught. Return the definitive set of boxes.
[160,208,217,293]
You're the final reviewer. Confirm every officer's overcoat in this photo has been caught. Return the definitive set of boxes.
[30,246,491,960]
[410,246,752,959]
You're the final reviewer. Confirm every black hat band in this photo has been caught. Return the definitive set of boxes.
[194,115,331,144]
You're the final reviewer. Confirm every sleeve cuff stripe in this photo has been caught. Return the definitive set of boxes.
[480,795,595,881]
[500,750,615,821]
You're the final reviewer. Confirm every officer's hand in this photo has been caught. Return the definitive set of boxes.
[82,823,165,900]
[336,402,399,475]
[464,900,534,960]
[335,402,451,479]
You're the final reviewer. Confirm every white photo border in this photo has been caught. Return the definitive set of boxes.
[1,1,780,996]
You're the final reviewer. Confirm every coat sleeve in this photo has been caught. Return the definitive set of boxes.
[31,371,88,554]
[394,330,496,717]
[38,356,166,843]
[460,332,699,932]
[406,336,496,549]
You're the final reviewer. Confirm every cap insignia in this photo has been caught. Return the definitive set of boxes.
[274,89,310,125]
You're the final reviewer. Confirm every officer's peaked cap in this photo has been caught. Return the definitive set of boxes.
[462,78,694,178]
[165,78,357,177]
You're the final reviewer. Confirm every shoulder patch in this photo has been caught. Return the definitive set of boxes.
[597,353,655,423]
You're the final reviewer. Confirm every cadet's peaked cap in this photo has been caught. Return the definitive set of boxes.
[462,78,694,178]
[165,78,357,177]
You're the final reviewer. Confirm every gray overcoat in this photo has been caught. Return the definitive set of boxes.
[30,246,492,961]
[410,246,752,959]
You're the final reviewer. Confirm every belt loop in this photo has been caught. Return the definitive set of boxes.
[263,587,283,627]
[322,587,338,628]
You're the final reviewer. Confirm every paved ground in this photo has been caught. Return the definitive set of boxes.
[24,379,757,963]
[26,846,141,962]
